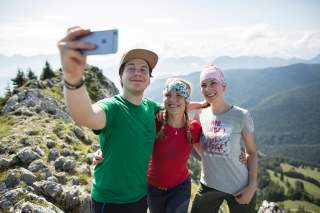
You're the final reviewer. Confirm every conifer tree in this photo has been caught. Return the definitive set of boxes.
[11,69,27,88]
[40,61,55,80]
[4,83,12,98]
[27,68,37,80]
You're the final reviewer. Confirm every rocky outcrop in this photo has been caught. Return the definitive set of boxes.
[0,65,118,212]
[1,89,71,121]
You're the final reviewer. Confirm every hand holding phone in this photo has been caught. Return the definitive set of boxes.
[79,29,118,55]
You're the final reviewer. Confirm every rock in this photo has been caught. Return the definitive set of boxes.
[33,146,45,156]
[20,167,36,186]
[91,143,100,151]
[46,176,58,183]
[0,198,12,209]
[1,89,72,121]
[0,182,6,193]
[0,144,7,154]
[63,159,76,172]
[33,180,62,201]
[258,200,285,213]
[0,158,10,170]
[61,148,71,157]
[71,176,79,185]
[1,155,20,169]
[15,201,58,213]
[3,189,65,213]
[54,157,76,173]
[14,106,34,116]
[62,187,81,211]
[16,148,40,166]
[0,188,30,210]
[79,193,92,213]
[74,127,92,144]
[28,160,51,179]
[47,139,56,148]
[5,173,20,188]
[74,127,86,141]
[54,156,66,171]
[54,172,67,185]
[48,148,60,161]
[18,137,32,145]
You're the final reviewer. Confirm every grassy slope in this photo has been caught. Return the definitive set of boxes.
[267,170,320,199]
[280,200,320,213]
[281,163,320,180]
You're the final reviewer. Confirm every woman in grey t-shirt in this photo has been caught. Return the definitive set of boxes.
[191,65,258,213]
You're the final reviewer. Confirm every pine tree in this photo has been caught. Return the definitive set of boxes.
[11,69,27,88]
[27,68,37,80]
[4,83,12,98]
[40,61,55,80]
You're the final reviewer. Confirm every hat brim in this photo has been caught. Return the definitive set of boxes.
[120,49,158,72]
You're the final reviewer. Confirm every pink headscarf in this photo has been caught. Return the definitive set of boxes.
[200,65,227,86]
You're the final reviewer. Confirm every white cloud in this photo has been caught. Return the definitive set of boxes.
[243,24,272,42]
[295,32,320,47]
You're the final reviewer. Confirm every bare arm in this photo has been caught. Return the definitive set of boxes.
[57,27,106,130]
[242,132,258,189]
[233,132,258,204]
[188,101,209,112]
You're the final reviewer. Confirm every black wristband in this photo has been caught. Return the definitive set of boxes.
[63,76,85,90]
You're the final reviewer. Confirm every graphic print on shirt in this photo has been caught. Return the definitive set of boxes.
[201,118,232,156]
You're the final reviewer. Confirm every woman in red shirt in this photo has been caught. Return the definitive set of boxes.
[147,78,201,213]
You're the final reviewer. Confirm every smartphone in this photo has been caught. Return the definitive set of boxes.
[79,29,118,55]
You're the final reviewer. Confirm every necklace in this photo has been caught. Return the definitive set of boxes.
[174,129,178,135]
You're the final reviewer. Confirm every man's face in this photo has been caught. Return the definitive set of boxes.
[121,59,151,94]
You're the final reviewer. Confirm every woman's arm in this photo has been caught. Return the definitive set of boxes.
[233,132,258,204]
[188,101,210,112]
[243,132,258,189]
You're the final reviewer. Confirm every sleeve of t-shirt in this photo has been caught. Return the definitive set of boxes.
[242,110,254,133]
[190,119,202,144]
[93,98,118,134]
[147,98,164,113]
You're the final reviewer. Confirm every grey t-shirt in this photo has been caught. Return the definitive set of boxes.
[195,105,254,194]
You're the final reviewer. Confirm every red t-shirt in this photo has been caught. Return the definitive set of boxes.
[147,119,202,189]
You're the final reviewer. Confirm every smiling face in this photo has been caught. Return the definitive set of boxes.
[200,78,225,104]
[163,91,187,116]
[121,59,151,95]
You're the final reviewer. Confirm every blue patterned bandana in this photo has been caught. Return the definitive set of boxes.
[163,79,191,100]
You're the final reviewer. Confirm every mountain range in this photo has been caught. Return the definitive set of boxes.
[1,53,320,95]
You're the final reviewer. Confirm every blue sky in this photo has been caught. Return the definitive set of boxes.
[1,0,319,59]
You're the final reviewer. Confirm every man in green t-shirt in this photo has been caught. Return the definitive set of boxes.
[57,26,161,213]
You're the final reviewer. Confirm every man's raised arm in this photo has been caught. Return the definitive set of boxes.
[57,26,105,130]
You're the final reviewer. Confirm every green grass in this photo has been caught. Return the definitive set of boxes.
[42,85,63,100]
[281,163,320,180]
[0,171,7,181]
[0,116,11,138]
[280,200,320,213]
[267,170,320,199]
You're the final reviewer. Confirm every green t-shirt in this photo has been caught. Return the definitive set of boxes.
[92,95,161,203]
